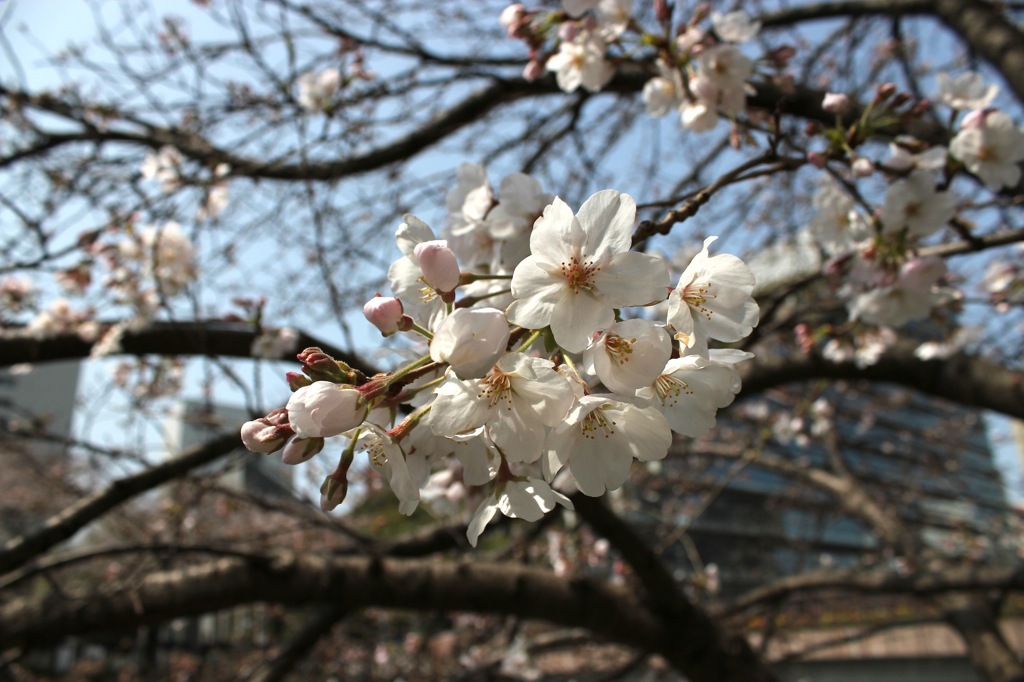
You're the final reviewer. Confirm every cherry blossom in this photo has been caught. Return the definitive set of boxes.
[467,477,573,547]
[545,396,671,496]
[666,236,759,355]
[582,318,671,393]
[880,171,955,237]
[936,72,998,111]
[635,349,752,438]
[950,110,1024,189]
[429,307,511,380]
[297,68,341,112]
[427,352,575,462]
[711,11,760,43]
[507,190,669,353]
[546,33,614,94]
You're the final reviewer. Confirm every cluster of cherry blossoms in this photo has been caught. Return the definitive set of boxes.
[501,1,771,134]
[798,71,1024,362]
[242,167,759,546]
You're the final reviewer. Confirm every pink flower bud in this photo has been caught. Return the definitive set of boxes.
[240,419,292,454]
[523,59,545,81]
[286,371,312,391]
[414,240,461,294]
[429,307,511,379]
[807,151,827,168]
[822,92,851,114]
[287,381,368,438]
[500,3,530,39]
[281,436,325,465]
[875,82,897,102]
[363,294,405,336]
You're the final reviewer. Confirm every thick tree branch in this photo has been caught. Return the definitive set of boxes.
[0,432,239,575]
[739,344,1024,420]
[0,553,767,682]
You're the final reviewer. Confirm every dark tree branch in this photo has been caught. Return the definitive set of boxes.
[0,432,239,575]
[0,553,772,682]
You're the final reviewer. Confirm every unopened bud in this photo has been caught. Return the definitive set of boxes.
[281,436,325,465]
[363,294,405,336]
[320,473,350,512]
[874,82,897,102]
[822,92,851,114]
[891,92,911,108]
[240,419,293,454]
[691,3,711,25]
[286,371,312,391]
[655,0,672,24]
[414,240,461,294]
[807,151,827,168]
[910,99,931,117]
[297,347,358,383]
[523,59,545,81]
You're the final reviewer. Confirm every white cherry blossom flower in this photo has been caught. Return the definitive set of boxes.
[287,381,368,438]
[297,68,341,112]
[880,170,955,237]
[507,190,669,353]
[950,110,1024,189]
[582,318,671,394]
[546,33,614,93]
[936,72,998,111]
[545,396,671,496]
[356,424,420,516]
[849,256,955,326]
[429,307,511,379]
[666,236,759,355]
[809,184,873,256]
[387,215,446,327]
[887,140,947,172]
[467,477,573,547]
[427,352,576,462]
[642,60,684,118]
[711,11,761,43]
[635,349,752,438]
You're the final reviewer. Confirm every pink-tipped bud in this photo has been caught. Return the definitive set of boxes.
[240,419,293,454]
[286,371,312,391]
[523,58,545,81]
[281,436,325,465]
[807,151,827,168]
[655,0,672,24]
[822,92,851,114]
[691,2,711,25]
[414,240,461,294]
[296,347,357,383]
[500,3,530,39]
[363,294,405,336]
[891,92,911,108]
[874,82,897,102]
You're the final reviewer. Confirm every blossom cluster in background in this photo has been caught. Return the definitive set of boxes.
[242,168,760,546]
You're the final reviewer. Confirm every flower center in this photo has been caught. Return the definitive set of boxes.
[477,369,514,409]
[561,256,600,293]
[683,281,715,320]
[604,333,638,365]
[653,374,692,407]
[580,406,616,439]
